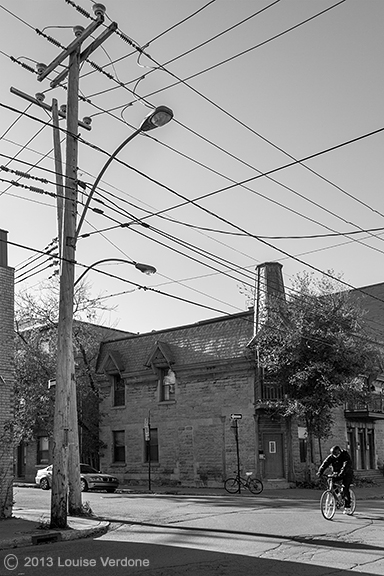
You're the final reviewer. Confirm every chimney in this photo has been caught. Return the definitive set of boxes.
[253,262,286,337]
[0,229,8,267]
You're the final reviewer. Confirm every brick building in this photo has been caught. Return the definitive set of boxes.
[0,230,14,518]
[96,262,384,488]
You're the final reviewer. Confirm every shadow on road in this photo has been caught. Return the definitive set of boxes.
[98,517,384,553]
[1,538,381,576]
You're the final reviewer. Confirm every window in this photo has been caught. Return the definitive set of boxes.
[113,374,125,406]
[144,428,159,463]
[37,436,49,465]
[298,426,307,463]
[113,430,125,463]
[159,368,176,402]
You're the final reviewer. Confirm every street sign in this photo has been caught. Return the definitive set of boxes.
[144,418,150,441]
[231,413,242,420]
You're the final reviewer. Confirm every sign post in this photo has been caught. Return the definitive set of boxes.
[231,414,242,493]
[144,413,151,492]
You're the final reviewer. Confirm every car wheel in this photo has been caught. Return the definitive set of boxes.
[80,478,88,492]
[40,477,50,490]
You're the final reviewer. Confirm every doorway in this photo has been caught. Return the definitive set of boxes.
[263,433,284,478]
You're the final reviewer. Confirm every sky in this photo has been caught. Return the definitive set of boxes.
[0,0,383,334]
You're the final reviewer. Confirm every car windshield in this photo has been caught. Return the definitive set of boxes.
[80,464,99,474]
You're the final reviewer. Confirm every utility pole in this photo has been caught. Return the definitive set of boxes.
[51,99,64,257]
[35,4,117,528]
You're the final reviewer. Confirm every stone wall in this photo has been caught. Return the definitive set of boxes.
[100,364,257,487]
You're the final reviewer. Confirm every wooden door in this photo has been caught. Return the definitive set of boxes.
[263,433,284,478]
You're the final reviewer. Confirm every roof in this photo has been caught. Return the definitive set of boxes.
[96,310,254,374]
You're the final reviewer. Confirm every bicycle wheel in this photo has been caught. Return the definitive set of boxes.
[320,490,336,520]
[349,489,356,514]
[248,477,263,494]
[224,477,240,494]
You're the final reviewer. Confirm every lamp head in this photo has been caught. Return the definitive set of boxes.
[134,262,157,275]
[140,106,173,132]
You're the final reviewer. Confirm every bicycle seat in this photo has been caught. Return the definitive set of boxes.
[245,472,253,477]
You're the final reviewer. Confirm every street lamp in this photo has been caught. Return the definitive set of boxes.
[74,258,156,286]
[75,105,174,240]
[52,104,172,528]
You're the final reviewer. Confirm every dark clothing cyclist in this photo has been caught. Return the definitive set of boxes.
[317,445,354,513]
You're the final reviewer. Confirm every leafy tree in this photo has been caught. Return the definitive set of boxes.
[255,271,382,465]
[14,278,119,465]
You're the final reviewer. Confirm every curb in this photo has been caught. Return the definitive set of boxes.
[0,521,109,551]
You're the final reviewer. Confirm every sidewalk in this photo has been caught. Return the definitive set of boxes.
[0,511,109,551]
[2,481,383,551]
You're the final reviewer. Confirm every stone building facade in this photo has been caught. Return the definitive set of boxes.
[96,263,384,488]
[0,230,14,518]
[96,310,264,488]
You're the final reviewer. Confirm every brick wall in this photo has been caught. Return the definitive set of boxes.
[0,261,15,518]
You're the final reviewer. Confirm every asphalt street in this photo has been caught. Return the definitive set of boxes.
[2,487,383,575]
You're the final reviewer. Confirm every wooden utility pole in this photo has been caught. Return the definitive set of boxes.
[51,99,64,257]
[50,46,82,526]
[35,6,118,528]
[63,45,82,517]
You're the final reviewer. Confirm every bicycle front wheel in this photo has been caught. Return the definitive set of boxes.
[248,478,263,494]
[224,477,240,494]
[320,490,336,520]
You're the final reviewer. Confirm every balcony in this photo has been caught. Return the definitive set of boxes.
[344,393,384,421]
[256,379,287,408]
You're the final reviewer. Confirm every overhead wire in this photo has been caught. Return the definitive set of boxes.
[84,0,384,252]
[61,3,384,252]
[9,234,384,348]
[4,6,383,263]
[83,0,281,98]
[4,100,384,302]
[3,2,384,320]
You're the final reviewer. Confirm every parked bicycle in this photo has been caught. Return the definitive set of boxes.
[224,471,263,494]
[320,474,356,520]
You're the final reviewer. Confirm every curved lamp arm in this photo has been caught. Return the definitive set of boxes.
[75,105,173,241]
[74,257,156,286]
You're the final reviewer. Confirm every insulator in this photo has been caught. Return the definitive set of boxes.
[93,3,106,17]
[73,25,84,37]
[36,62,47,75]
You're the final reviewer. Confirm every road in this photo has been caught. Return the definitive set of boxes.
[2,487,383,575]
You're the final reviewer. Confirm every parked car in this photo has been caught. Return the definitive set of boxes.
[35,463,119,493]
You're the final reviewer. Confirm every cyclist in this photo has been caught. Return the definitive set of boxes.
[316,445,354,515]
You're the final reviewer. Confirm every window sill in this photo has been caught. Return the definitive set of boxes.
[111,405,126,410]
[142,462,160,467]
[158,400,176,405]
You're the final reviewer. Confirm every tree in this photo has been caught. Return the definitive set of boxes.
[14,278,116,462]
[255,271,382,467]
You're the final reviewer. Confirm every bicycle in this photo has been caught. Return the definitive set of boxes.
[319,475,356,520]
[224,471,263,494]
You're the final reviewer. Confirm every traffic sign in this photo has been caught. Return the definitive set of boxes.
[231,413,242,420]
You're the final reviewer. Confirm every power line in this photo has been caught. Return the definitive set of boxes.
[4,4,383,257]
